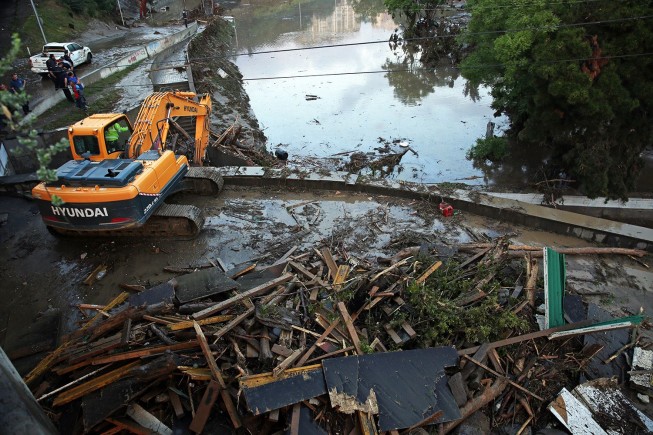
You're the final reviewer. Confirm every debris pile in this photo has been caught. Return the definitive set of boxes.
[23,238,651,433]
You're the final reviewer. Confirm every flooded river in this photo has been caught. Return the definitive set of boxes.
[225,0,503,185]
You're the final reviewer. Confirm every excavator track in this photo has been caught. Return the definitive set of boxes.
[180,167,224,195]
[49,204,205,239]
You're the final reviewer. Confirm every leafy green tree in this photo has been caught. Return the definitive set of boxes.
[461,0,653,199]
[1,34,68,198]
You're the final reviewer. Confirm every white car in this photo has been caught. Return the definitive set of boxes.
[28,42,93,77]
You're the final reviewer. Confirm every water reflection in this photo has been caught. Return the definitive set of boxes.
[225,0,502,184]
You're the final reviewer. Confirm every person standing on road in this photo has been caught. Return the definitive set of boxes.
[182,9,189,28]
[46,53,58,85]
[9,72,30,115]
[55,63,75,103]
[66,71,87,110]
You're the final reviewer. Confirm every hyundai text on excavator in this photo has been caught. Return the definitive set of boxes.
[31,91,224,237]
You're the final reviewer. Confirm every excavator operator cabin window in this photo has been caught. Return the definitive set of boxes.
[73,136,100,156]
[104,120,132,154]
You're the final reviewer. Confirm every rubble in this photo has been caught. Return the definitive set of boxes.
[15,238,651,433]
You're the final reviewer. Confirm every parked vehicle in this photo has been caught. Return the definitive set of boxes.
[28,42,93,77]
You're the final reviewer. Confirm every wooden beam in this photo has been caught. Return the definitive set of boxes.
[105,418,150,435]
[168,315,233,331]
[290,403,301,435]
[333,265,350,291]
[295,318,343,367]
[337,302,362,355]
[188,380,221,434]
[193,321,242,429]
[321,248,339,280]
[53,362,140,407]
[458,320,593,355]
[90,341,198,365]
[415,261,442,284]
[273,348,304,378]
[192,273,293,320]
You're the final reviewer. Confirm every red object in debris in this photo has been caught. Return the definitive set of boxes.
[439,202,454,217]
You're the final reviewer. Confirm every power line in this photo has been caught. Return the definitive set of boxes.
[139,13,653,68]
[420,0,615,12]
[79,50,653,90]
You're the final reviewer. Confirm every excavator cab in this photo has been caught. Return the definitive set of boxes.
[68,114,134,161]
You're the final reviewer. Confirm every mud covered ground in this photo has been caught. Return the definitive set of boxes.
[1,186,651,374]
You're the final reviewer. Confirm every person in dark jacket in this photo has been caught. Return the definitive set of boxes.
[55,65,75,103]
[63,50,74,71]
[46,53,58,85]
[9,72,30,114]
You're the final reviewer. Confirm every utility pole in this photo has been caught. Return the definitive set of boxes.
[29,0,47,44]
[117,0,125,26]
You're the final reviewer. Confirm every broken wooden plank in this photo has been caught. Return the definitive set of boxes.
[442,378,509,434]
[105,418,150,435]
[357,411,378,435]
[321,248,339,279]
[415,260,442,284]
[290,261,328,288]
[167,315,233,331]
[169,389,185,418]
[337,302,362,355]
[52,362,140,407]
[193,321,242,429]
[90,341,198,365]
[333,265,350,291]
[370,257,412,282]
[192,273,293,320]
[548,388,607,435]
[273,348,304,378]
[25,292,130,386]
[296,318,343,367]
[458,319,594,355]
[188,380,221,434]
[271,344,294,358]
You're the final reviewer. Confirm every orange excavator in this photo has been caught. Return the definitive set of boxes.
[31,91,224,237]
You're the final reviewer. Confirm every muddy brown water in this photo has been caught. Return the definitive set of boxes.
[225,0,508,185]
[223,0,653,193]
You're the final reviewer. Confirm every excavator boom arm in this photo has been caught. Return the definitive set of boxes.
[126,91,212,165]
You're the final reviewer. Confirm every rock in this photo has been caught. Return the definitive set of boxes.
[455,411,490,435]
[637,393,650,404]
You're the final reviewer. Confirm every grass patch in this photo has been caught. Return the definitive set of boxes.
[19,0,89,52]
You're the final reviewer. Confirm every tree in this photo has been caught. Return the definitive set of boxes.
[384,0,465,64]
[460,0,653,199]
[1,34,68,197]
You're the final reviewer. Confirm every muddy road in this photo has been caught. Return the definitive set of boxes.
[2,186,652,372]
